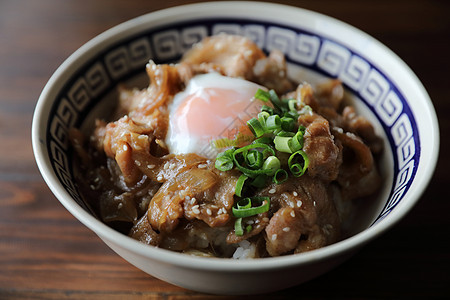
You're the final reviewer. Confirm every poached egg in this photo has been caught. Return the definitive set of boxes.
[166,73,264,159]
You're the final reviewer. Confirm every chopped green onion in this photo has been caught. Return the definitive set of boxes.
[273,169,288,184]
[274,135,293,153]
[246,150,263,169]
[298,125,306,134]
[235,218,244,236]
[254,89,270,102]
[262,156,280,176]
[250,174,268,188]
[269,89,284,112]
[265,115,281,131]
[258,111,270,123]
[288,99,297,112]
[276,130,295,137]
[236,197,252,209]
[280,116,295,132]
[253,136,273,145]
[284,110,299,119]
[233,143,275,177]
[247,118,265,137]
[215,88,311,205]
[246,225,253,233]
[288,150,309,177]
[289,131,304,152]
[235,174,248,197]
[232,197,270,218]
[261,105,274,115]
[215,155,234,171]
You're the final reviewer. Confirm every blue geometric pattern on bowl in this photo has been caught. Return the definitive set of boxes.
[46,19,420,224]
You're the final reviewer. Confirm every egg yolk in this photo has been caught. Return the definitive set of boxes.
[172,87,260,141]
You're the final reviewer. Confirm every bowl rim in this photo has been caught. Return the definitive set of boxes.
[32,1,440,272]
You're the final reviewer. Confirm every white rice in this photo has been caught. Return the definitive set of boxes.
[232,240,257,259]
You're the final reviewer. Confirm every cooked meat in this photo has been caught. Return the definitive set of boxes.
[253,49,294,94]
[299,112,342,182]
[182,34,265,80]
[257,176,340,256]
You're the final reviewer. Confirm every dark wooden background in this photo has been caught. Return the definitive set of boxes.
[1,0,449,299]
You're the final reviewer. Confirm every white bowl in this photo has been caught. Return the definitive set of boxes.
[32,1,439,295]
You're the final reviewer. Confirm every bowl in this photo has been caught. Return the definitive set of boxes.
[32,1,439,295]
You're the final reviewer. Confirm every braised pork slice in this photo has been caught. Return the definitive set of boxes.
[257,176,341,256]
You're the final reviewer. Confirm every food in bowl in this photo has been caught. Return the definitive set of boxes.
[70,34,383,258]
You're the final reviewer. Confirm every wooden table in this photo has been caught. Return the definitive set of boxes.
[1,0,448,298]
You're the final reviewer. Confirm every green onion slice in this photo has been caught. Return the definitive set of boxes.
[265,115,281,131]
[250,174,268,188]
[253,136,273,145]
[261,105,274,115]
[280,116,295,132]
[262,155,281,176]
[232,197,270,218]
[273,168,288,184]
[288,150,309,177]
[235,218,244,236]
[235,174,248,197]
[246,150,264,169]
[254,89,270,102]
[289,131,304,152]
[274,135,292,153]
[215,148,235,171]
[288,99,297,112]
[247,118,265,137]
[215,155,234,171]
[232,143,275,176]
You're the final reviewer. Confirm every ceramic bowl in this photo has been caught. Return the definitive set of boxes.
[32,1,439,295]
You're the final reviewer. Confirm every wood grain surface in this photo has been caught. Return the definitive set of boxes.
[1,0,449,299]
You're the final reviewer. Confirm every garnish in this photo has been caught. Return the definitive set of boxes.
[214,88,310,236]
[232,197,270,236]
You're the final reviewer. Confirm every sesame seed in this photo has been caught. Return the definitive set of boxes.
[134,160,141,167]
[289,202,295,208]
[297,200,303,207]
[147,164,155,169]
[185,195,191,201]
[283,227,290,232]
[269,188,276,194]
[290,211,296,218]
[192,204,200,215]
[206,208,212,216]
[123,144,128,151]
[262,217,269,222]
[247,220,254,225]
[293,191,298,196]
[163,162,169,169]
[157,175,163,181]
[198,164,207,169]
[271,234,277,241]
[313,201,317,207]
[118,203,123,209]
